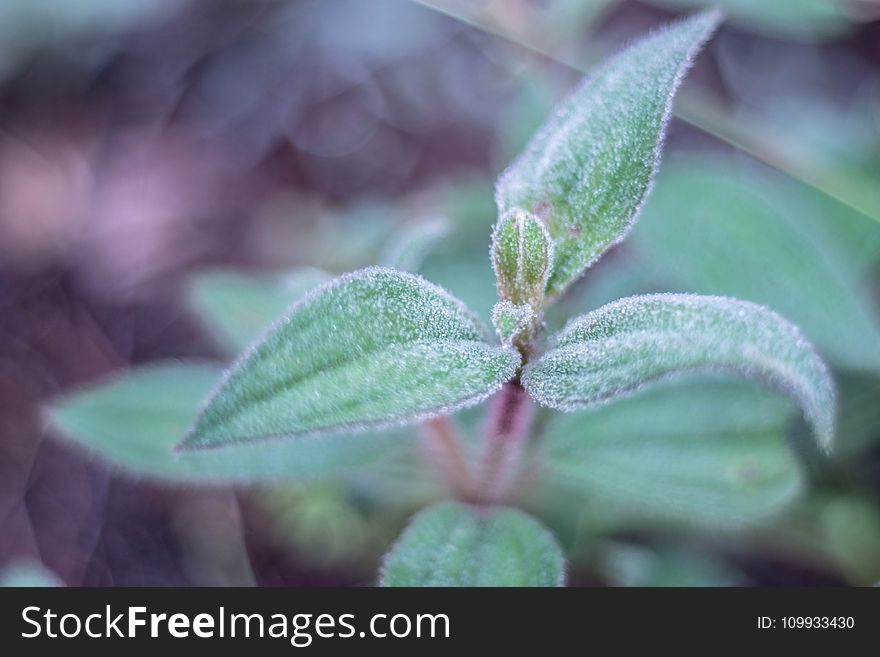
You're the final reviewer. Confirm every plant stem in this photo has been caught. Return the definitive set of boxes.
[421,417,474,500]
[476,379,533,504]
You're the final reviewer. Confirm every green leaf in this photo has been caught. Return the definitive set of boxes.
[379,216,450,273]
[182,268,519,449]
[421,252,497,327]
[523,294,835,452]
[417,175,499,325]
[633,155,880,371]
[491,300,535,346]
[495,10,721,297]
[534,377,806,528]
[381,502,565,586]
[490,208,553,307]
[820,497,880,585]
[600,542,742,587]
[642,0,852,41]
[834,372,880,459]
[47,362,403,483]
[188,267,330,355]
[0,560,63,587]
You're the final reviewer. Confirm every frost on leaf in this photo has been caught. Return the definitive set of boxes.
[380,502,565,587]
[633,154,880,372]
[491,300,535,347]
[495,10,721,297]
[522,294,835,452]
[180,267,520,449]
[490,208,553,309]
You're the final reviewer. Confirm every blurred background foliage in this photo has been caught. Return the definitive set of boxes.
[1,0,879,587]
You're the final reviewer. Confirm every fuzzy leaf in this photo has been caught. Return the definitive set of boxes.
[523,294,835,451]
[634,155,880,371]
[534,377,805,528]
[492,300,535,346]
[380,216,450,273]
[495,10,721,297]
[182,268,519,449]
[490,208,553,307]
[381,502,565,587]
[188,267,330,354]
[47,363,404,483]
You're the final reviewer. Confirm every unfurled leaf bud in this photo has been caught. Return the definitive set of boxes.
[490,209,553,309]
[491,300,534,346]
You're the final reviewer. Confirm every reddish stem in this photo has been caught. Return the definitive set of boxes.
[476,380,533,504]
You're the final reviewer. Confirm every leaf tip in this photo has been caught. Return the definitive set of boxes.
[172,435,193,453]
[174,425,207,453]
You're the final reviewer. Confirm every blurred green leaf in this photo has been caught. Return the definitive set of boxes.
[600,542,742,587]
[48,362,404,483]
[414,176,499,323]
[642,0,853,41]
[188,267,330,355]
[833,372,880,458]
[774,99,880,245]
[496,11,721,297]
[182,268,519,449]
[381,501,565,586]
[820,496,880,585]
[633,155,880,370]
[545,251,658,333]
[307,199,399,271]
[379,216,450,273]
[536,0,619,42]
[741,493,880,585]
[259,476,438,572]
[432,170,497,238]
[534,377,806,529]
[0,560,63,587]
[524,294,835,451]
[495,70,560,169]
[421,256,497,326]
[261,485,391,570]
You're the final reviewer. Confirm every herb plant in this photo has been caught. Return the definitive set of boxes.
[48,11,838,587]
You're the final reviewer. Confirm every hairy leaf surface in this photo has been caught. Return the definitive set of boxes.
[182,268,519,449]
[523,294,835,451]
[381,502,564,587]
[495,10,721,296]
[634,155,880,370]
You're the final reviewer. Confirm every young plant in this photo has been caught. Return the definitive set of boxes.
[48,11,837,586]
